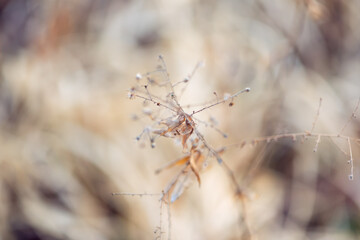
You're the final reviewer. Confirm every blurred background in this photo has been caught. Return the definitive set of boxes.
[0,0,359,239]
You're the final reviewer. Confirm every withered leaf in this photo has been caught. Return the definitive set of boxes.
[155,155,190,174]
[189,149,204,187]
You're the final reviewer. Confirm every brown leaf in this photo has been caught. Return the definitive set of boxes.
[164,165,191,203]
[161,149,205,202]
[181,133,191,151]
[189,149,204,187]
[155,155,190,174]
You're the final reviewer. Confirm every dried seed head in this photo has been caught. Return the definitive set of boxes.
[128,87,135,99]
[136,73,142,80]
[128,92,135,99]
[150,137,156,148]
[223,93,231,101]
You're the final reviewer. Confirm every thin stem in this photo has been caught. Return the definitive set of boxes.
[348,137,354,180]
[194,128,223,163]
[135,88,168,104]
[158,55,181,109]
[339,97,360,135]
[193,116,228,138]
[172,61,204,88]
[313,135,321,152]
[144,85,152,101]
[311,98,322,133]
[167,193,171,240]
[134,94,177,113]
[176,61,204,100]
[225,132,360,149]
[182,98,218,109]
[191,87,250,116]
[329,137,349,157]
[221,160,253,239]
[112,192,162,197]
[143,68,167,77]
[239,197,253,240]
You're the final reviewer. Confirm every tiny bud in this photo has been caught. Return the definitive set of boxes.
[156,102,160,106]
[136,73,142,80]
[224,93,231,101]
[245,87,251,92]
[128,87,135,99]
[151,142,156,148]
[128,92,134,99]
[229,102,234,107]
[184,77,189,83]
[136,136,140,141]
[347,160,351,164]
[348,174,354,181]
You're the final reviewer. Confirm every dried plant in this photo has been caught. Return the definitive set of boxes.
[115,55,360,240]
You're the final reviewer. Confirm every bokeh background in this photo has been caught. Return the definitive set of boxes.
[0,0,360,239]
